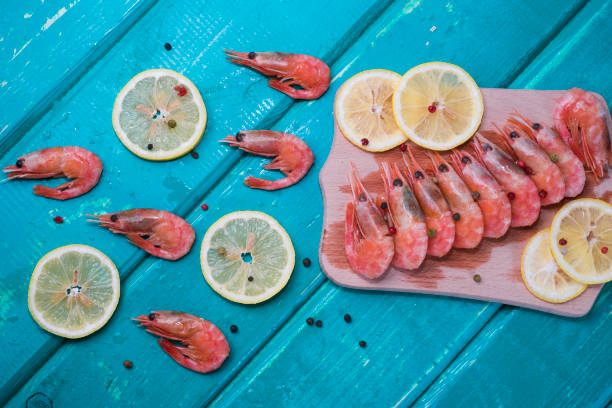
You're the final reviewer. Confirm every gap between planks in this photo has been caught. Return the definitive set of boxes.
[0,0,159,157]
[4,0,397,403]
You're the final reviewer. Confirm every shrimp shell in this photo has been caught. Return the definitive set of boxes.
[345,163,394,279]
[402,146,454,257]
[497,122,565,206]
[449,150,511,239]
[473,134,540,227]
[379,161,427,270]
[508,113,585,198]
[428,152,483,249]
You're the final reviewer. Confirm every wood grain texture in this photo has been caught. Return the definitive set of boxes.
[0,0,393,405]
[319,89,610,317]
[0,0,156,152]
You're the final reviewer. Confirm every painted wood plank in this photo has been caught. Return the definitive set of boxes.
[412,286,612,408]
[0,0,391,403]
[0,0,155,151]
[319,89,607,317]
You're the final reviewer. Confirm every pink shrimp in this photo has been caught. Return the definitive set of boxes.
[133,311,229,373]
[508,113,585,197]
[428,152,483,249]
[345,163,394,279]
[402,146,454,257]
[3,146,102,200]
[473,134,540,227]
[448,150,511,239]
[88,209,195,260]
[379,161,427,270]
[496,122,565,206]
[553,88,610,179]
[225,50,330,100]
[220,130,313,190]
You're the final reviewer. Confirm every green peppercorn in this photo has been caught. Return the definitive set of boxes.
[168,119,177,128]
[550,153,558,163]
[473,274,481,283]
[427,229,437,238]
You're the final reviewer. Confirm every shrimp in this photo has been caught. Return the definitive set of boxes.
[379,161,427,270]
[225,50,330,100]
[508,113,585,197]
[473,134,540,227]
[427,152,483,249]
[88,209,195,260]
[402,146,454,257]
[345,163,394,279]
[553,88,610,179]
[220,130,314,190]
[448,150,511,239]
[133,311,229,373]
[496,122,565,206]
[3,146,102,200]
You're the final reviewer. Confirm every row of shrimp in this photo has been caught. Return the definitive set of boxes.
[345,88,610,279]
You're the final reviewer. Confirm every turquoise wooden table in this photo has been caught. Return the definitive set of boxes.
[1,0,611,406]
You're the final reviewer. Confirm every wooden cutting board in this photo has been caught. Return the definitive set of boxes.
[319,89,612,317]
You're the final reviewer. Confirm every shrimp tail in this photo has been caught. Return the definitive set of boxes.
[244,176,293,190]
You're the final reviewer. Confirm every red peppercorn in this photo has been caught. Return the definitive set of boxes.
[517,160,525,168]
[174,86,187,97]
[602,246,608,254]
[361,138,369,146]
[123,360,133,369]
[399,143,407,152]
[389,226,397,235]
[428,105,437,113]
[559,238,567,246]
[507,192,515,201]
[524,166,533,175]
[201,204,208,211]
[53,216,63,224]
[539,190,547,198]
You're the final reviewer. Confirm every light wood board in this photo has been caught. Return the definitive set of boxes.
[319,88,611,317]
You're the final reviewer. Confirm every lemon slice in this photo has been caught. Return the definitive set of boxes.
[392,62,484,151]
[550,198,612,284]
[334,69,406,152]
[521,229,586,303]
[28,244,120,338]
[112,69,207,160]
[201,211,295,304]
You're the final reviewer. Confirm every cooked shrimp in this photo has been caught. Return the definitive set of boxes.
[221,130,314,190]
[225,50,330,100]
[3,146,102,200]
[553,88,610,179]
[133,311,229,373]
[496,122,565,206]
[427,152,483,249]
[449,150,511,239]
[402,146,454,257]
[473,134,540,227]
[508,113,585,197]
[379,161,427,270]
[88,209,195,260]
[345,163,394,279]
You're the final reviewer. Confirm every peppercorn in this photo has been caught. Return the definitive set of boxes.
[507,192,516,200]
[201,204,208,210]
[361,138,369,146]
[428,105,437,113]
[559,238,567,246]
[602,247,609,254]
[248,52,256,59]
[473,274,481,283]
[359,340,367,348]
[306,317,314,325]
[191,151,199,159]
[550,154,558,163]
[303,258,311,267]
[539,190,547,198]
[399,143,407,152]
[53,216,63,224]
[248,276,254,282]
[230,325,238,333]
[123,360,133,369]
[380,202,388,210]
[389,226,397,235]
[315,320,322,327]
[427,229,437,238]
[344,314,352,323]
[472,191,480,200]
[147,144,153,150]
[168,119,177,128]
[110,214,118,222]
[452,213,461,221]
[164,42,172,50]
